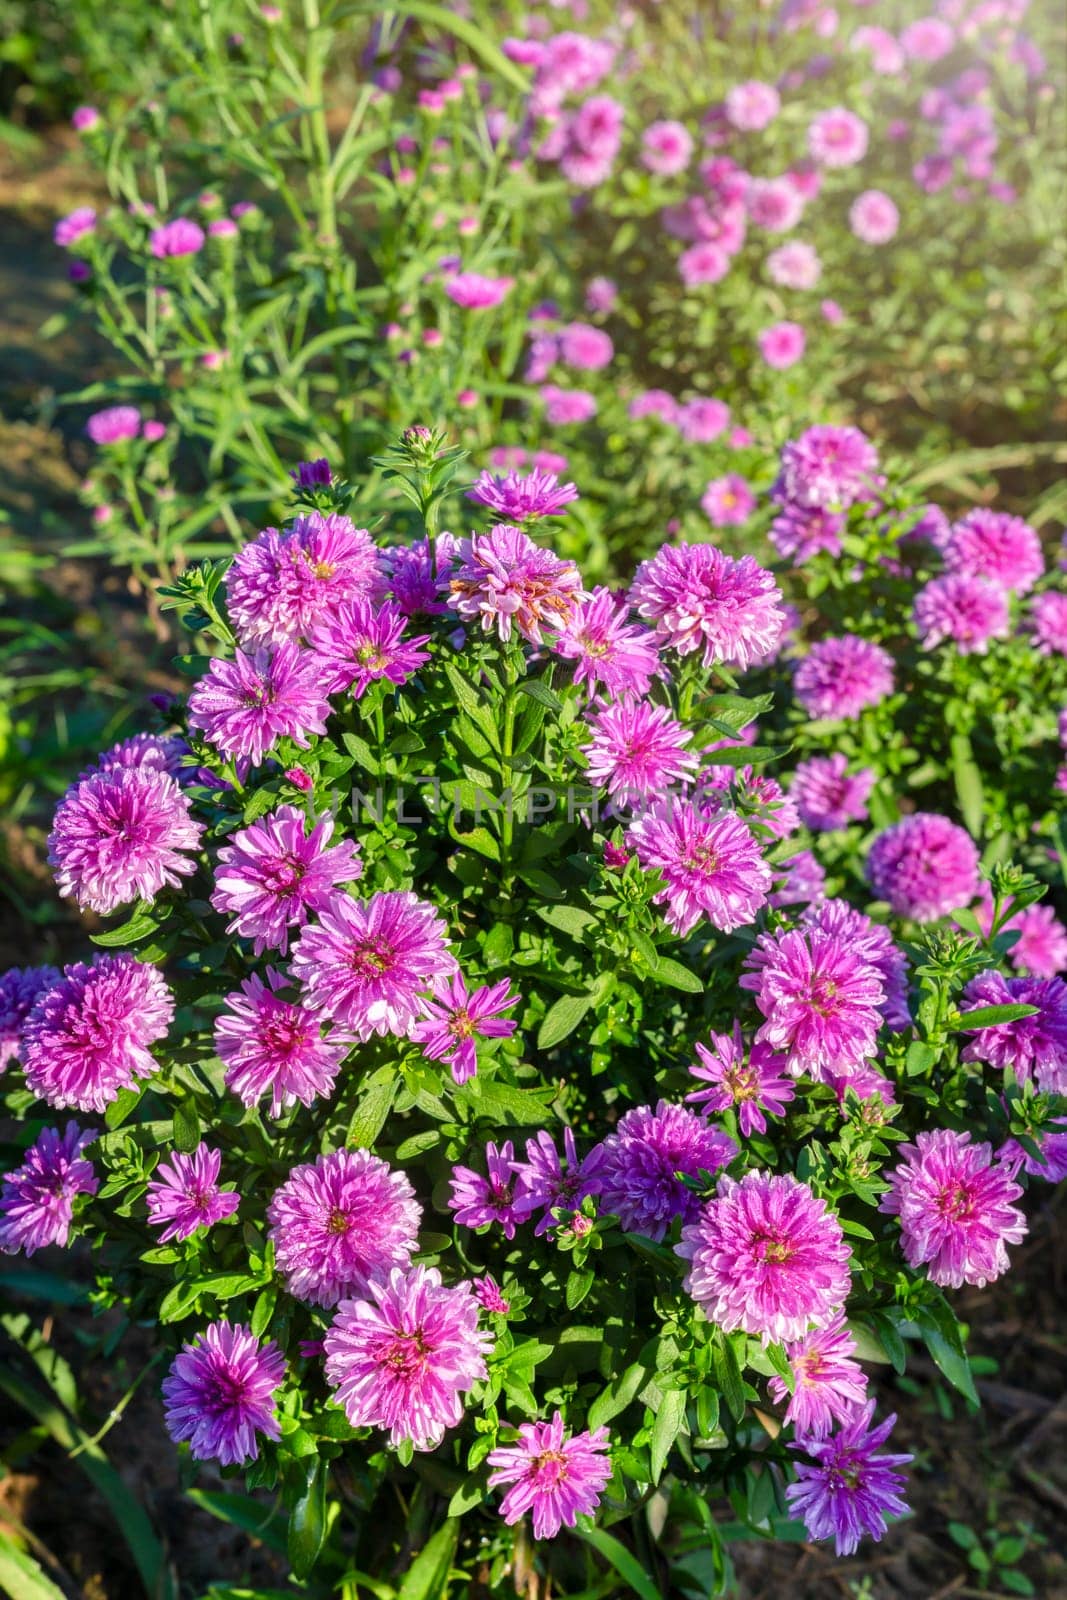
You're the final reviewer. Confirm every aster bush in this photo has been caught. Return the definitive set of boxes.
[2,427,1064,1594]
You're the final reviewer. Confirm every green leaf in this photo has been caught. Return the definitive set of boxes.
[573,1527,663,1600]
[714,1332,747,1424]
[446,1474,487,1517]
[451,825,500,862]
[905,1041,936,1076]
[565,1266,596,1310]
[587,1360,650,1430]
[173,1098,201,1154]
[648,956,703,994]
[950,732,985,838]
[288,1457,327,1580]
[649,1388,687,1485]
[348,1073,397,1148]
[537,992,593,1049]
[90,905,163,947]
[461,1077,553,1126]
[953,1003,1041,1031]
[185,1490,287,1555]
[396,1518,459,1600]
[0,1530,68,1600]
[536,903,598,939]
[917,1298,979,1405]
[518,678,563,713]
[158,1272,262,1324]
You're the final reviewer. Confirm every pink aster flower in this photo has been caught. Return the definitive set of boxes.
[150,217,205,258]
[758,321,806,369]
[593,1101,737,1241]
[802,898,911,1032]
[384,533,458,616]
[448,1139,524,1238]
[0,1123,98,1256]
[641,119,693,175]
[324,1266,492,1450]
[791,755,875,831]
[629,543,784,671]
[291,890,457,1040]
[585,275,617,313]
[449,526,584,646]
[87,731,190,780]
[766,241,821,289]
[511,1128,599,1237]
[539,384,598,425]
[676,397,731,443]
[553,587,660,698]
[880,1129,1026,1288]
[944,509,1044,594]
[1004,904,1067,978]
[443,271,514,310]
[146,1144,239,1242]
[187,643,332,767]
[215,970,349,1115]
[679,241,730,287]
[86,405,141,445]
[679,1169,851,1344]
[627,798,772,937]
[866,814,979,922]
[686,1024,795,1137]
[849,189,900,244]
[54,207,97,248]
[267,1149,421,1307]
[472,1274,510,1314]
[309,598,431,698]
[794,635,894,721]
[582,699,697,804]
[724,80,780,131]
[778,425,880,510]
[211,805,361,956]
[488,1412,612,1541]
[808,108,868,168]
[769,1313,869,1437]
[162,1321,284,1466]
[71,105,101,132]
[747,177,805,232]
[558,322,614,371]
[0,966,61,1071]
[22,955,173,1114]
[1029,592,1067,657]
[412,974,520,1084]
[225,513,384,647]
[770,848,828,911]
[629,389,679,424]
[959,971,1067,1093]
[913,574,1010,655]
[900,16,955,60]
[701,475,756,528]
[740,926,885,1080]
[48,765,202,916]
[786,1403,912,1556]
[770,504,846,564]
[468,469,579,522]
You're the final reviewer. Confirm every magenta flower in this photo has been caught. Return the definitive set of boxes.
[512,1128,598,1236]
[488,1412,612,1540]
[383,534,458,616]
[584,275,617,313]
[582,699,697,803]
[641,118,693,175]
[679,1170,851,1344]
[913,573,1010,655]
[770,848,827,911]
[794,635,894,721]
[225,513,384,647]
[540,385,598,425]
[747,176,805,232]
[49,765,202,916]
[412,974,519,1085]
[22,956,173,1114]
[758,321,806,369]
[686,1024,795,1137]
[740,927,885,1081]
[71,105,101,132]
[767,241,821,290]
[802,898,911,1033]
[187,643,333,767]
[0,967,61,1071]
[786,1403,912,1556]
[86,405,141,445]
[1029,591,1067,657]
[808,107,868,167]
[150,217,206,258]
[291,890,457,1040]
[162,1321,285,1466]
[553,587,660,699]
[54,207,97,248]
[468,469,579,522]
[944,509,1044,594]
[849,190,899,244]
[725,80,780,131]
[679,241,730,287]
[0,1123,98,1256]
[1004,904,1067,979]
[900,16,955,59]
[791,755,875,831]
[627,799,772,937]
[324,1266,492,1450]
[448,1140,524,1238]
[449,526,585,645]
[866,814,979,922]
[778,425,880,510]
[146,1144,239,1242]
[880,1129,1026,1288]
[593,1101,736,1241]
[959,971,1067,1093]
[215,970,348,1115]
[629,389,679,424]
[472,1274,510,1314]
[558,322,614,370]
[444,271,514,309]
[676,397,731,443]
[769,1313,869,1437]
[770,504,846,565]
[701,475,756,528]
[310,599,431,698]
[211,805,361,956]
[88,731,190,780]
[629,543,784,671]
[267,1149,421,1307]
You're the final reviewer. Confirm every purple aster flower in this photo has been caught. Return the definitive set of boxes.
[740,927,885,1081]
[553,587,660,698]
[511,1128,599,1237]
[267,1149,420,1307]
[582,699,698,804]
[686,1024,795,1137]
[699,765,800,841]
[913,573,1010,655]
[488,1412,612,1541]
[146,1143,239,1242]
[449,526,585,646]
[54,207,97,248]
[794,636,895,721]
[412,975,519,1085]
[770,503,847,564]
[1029,592,1067,657]
[701,475,757,528]
[627,799,772,937]
[959,971,1067,1093]
[211,805,361,956]
[791,755,875,832]
[770,848,827,910]
[802,899,911,1032]
[866,813,979,922]
[291,890,457,1040]
[383,533,458,616]
[444,271,514,310]
[1004,904,1067,979]
[0,1123,98,1256]
[150,217,205,258]
[778,426,880,510]
[323,1266,492,1450]
[87,731,190,781]
[769,1312,869,1437]
[786,1403,912,1556]
[187,643,332,767]
[880,1129,1026,1288]
[225,513,384,647]
[162,1321,284,1466]
[999,1122,1067,1184]
[215,970,349,1114]
[629,544,785,671]
[679,1170,851,1344]
[468,469,579,521]
[592,1101,736,1241]
[48,765,203,916]
[808,107,869,167]
[944,509,1044,594]
[291,458,332,488]
[448,1140,524,1238]
[86,406,141,445]
[309,598,431,698]
[0,967,61,1071]
[22,956,173,1113]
